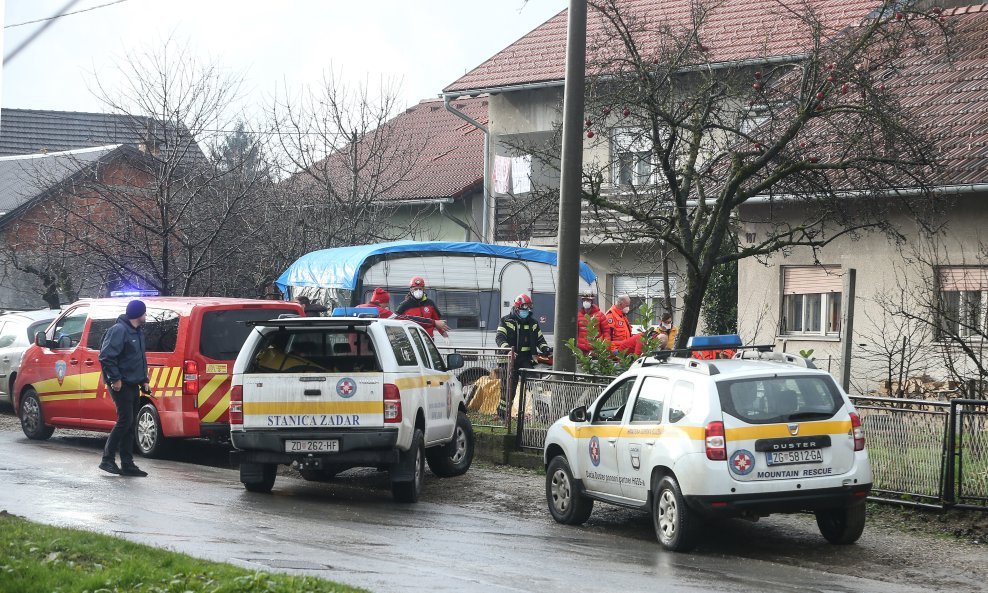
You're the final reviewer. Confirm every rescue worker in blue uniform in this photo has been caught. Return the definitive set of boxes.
[495,293,550,418]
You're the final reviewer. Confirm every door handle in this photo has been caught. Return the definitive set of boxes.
[426,380,432,386]
[69,359,79,366]
[84,359,95,366]
[303,389,322,396]
[645,440,656,446]
[439,381,444,386]
[607,438,618,444]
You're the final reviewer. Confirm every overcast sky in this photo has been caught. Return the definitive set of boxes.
[1,0,566,120]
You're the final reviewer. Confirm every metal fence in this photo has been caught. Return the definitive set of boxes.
[439,347,513,429]
[849,396,950,508]
[948,399,988,509]
[515,369,611,450]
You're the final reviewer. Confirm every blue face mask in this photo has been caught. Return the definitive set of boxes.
[518,309,530,319]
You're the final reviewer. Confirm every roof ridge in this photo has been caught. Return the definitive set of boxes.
[942,3,988,15]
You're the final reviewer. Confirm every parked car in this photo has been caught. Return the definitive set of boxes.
[14,297,302,456]
[229,310,474,502]
[0,308,61,405]
[543,335,872,552]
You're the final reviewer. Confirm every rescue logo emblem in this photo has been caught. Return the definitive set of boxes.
[55,360,66,386]
[589,435,601,467]
[729,449,755,476]
[629,443,641,470]
[335,377,357,399]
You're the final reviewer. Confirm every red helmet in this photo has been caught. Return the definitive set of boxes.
[409,276,426,289]
[514,293,533,308]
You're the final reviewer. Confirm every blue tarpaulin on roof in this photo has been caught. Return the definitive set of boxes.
[275,241,597,294]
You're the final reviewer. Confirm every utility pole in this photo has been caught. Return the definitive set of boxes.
[552,0,587,372]
[840,268,856,392]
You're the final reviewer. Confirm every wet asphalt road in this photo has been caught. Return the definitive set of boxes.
[0,429,932,593]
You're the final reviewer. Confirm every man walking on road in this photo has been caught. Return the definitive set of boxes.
[98,300,151,477]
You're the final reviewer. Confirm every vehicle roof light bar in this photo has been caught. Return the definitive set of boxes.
[652,334,774,361]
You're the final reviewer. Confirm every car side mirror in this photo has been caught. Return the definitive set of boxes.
[34,331,48,348]
[569,405,588,423]
[446,353,464,370]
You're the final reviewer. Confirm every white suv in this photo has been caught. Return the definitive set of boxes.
[543,338,872,551]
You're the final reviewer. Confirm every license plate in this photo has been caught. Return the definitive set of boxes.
[766,449,823,465]
[284,439,340,453]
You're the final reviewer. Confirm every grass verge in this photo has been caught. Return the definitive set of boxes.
[0,512,367,593]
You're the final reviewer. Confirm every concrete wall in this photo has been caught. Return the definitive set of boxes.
[388,193,482,242]
[738,191,988,394]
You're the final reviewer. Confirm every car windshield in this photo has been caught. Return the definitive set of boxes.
[199,308,297,360]
[716,375,843,424]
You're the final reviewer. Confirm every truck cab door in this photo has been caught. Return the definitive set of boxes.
[408,327,456,445]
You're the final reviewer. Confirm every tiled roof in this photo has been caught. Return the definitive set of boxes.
[301,96,488,201]
[894,5,988,185]
[0,109,185,157]
[444,0,879,93]
[0,145,122,216]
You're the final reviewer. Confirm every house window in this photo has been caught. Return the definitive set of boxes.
[937,267,988,339]
[781,266,842,336]
[613,274,677,326]
[612,128,655,186]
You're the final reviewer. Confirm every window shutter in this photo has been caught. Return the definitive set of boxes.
[782,266,842,294]
[938,267,988,292]
[613,275,677,298]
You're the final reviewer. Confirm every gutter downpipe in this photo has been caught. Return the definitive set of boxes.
[443,95,491,242]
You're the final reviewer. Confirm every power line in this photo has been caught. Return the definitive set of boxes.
[4,0,130,29]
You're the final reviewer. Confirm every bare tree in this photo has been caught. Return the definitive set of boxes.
[857,285,932,397]
[268,69,432,250]
[41,38,265,297]
[512,1,950,346]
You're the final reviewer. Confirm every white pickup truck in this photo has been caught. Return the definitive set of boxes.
[229,315,474,502]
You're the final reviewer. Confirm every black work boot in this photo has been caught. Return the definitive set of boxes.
[99,461,122,475]
[120,464,148,477]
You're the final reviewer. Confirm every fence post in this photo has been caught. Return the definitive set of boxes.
[944,399,958,506]
[515,369,528,450]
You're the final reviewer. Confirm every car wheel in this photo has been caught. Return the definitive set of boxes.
[426,412,475,477]
[816,502,866,545]
[135,403,167,458]
[392,428,424,503]
[652,475,701,552]
[545,455,593,525]
[241,463,277,493]
[19,389,54,440]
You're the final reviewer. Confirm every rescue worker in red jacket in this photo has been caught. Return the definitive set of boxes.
[604,294,633,344]
[358,287,394,318]
[576,290,607,353]
[395,277,449,339]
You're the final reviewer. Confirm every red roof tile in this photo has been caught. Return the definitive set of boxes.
[889,6,988,185]
[302,96,487,201]
[444,0,880,93]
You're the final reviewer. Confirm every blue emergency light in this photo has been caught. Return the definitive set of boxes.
[686,334,743,349]
[331,307,379,318]
[110,289,160,297]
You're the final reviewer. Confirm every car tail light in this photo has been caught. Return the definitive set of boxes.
[183,359,199,397]
[230,385,243,426]
[705,421,727,460]
[384,383,402,423]
[850,412,865,451]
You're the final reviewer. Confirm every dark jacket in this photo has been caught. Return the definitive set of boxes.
[99,315,149,384]
[396,295,445,337]
[496,312,549,356]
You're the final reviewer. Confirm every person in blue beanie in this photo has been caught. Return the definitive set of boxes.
[98,299,151,477]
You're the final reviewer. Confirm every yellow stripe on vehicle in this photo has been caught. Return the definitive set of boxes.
[243,401,384,415]
[171,367,182,388]
[563,424,706,440]
[201,392,230,423]
[149,367,160,386]
[725,421,852,441]
[394,374,451,390]
[197,374,227,408]
[39,392,98,402]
